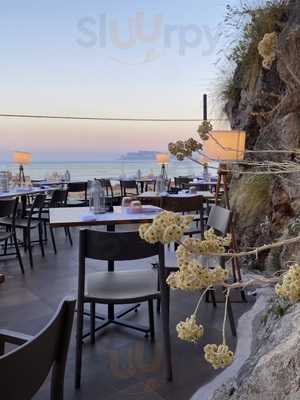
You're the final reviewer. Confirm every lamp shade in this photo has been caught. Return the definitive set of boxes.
[202,130,246,161]
[156,153,170,164]
[13,151,32,165]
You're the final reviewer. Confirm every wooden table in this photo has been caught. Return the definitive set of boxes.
[49,205,162,337]
[49,205,162,228]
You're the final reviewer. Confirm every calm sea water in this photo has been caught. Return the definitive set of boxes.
[0,160,216,181]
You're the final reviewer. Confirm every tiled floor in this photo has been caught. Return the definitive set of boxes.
[0,226,254,400]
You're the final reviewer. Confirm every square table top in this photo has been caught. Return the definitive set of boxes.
[0,187,50,199]
[49,205,162,228]
[138,190,215,199]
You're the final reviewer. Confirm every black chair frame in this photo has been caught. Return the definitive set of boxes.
[75,229,172,387]
[0,297,76,400]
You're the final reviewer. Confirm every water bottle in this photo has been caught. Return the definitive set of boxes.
[89,180,106,214]
[203,164,210,181]
[0,171,9,192]
[156,175,167,194]
[65,170,71,183]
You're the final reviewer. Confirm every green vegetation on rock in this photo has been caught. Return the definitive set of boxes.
[231,175,273,221]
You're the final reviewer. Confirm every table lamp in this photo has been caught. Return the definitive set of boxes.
[202,130,246,208]
[202,130,246,162]
[156,153,170,180]
[13,151,32,184]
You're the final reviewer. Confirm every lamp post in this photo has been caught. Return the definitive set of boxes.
[202,130,246,286]
[156,153,170,180]
[13,151,32,185]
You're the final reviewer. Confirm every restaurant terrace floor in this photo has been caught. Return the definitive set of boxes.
[0,225,254,400]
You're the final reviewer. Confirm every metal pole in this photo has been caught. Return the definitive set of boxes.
[203,94,208,121]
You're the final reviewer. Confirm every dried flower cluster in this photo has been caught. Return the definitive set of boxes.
[168,138,202,161]
[139,211,193,244]
[197,120,213,141]
[204,344,234,369]
[275,263,300,303]
[167,260,228,291]
[177,229,232,259]
[176,315,204,343]
[139,209,300,371]
[258,32,278,70]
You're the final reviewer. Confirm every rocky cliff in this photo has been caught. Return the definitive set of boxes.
[210,290,300,400]
[226,0,300,271]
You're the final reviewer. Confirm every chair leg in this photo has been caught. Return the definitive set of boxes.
[90,302,95,345]
[50,227,57,254]
[156,270,161,313]
[13,233,24,274]
[205,290,210,303]
[75,300,84,389]
[38,224,45,257]
[23,229,27,252]
[66,228,73,246]
[4,237,8,256]
[227,298,236,337]
[148,299,155,342]
[160,286,172,381]
[210,290,217,308]
[27,229,34,269]
[44,220,48,241]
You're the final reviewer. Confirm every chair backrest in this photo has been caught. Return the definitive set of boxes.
[140,196,161,208]
[207,205,232,235]
[161,195,204,213]
[80,229,159,262]
[120,180,138,196]
[50,190,67,208]
[0,199,17,219]
[174,176,190,189]
[67,182,88,200]
[27,194,46,224]
[0,297,76,400]
[96,179,113,197]
[193,183,209,191]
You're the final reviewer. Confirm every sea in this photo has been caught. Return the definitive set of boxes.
[0,159,217,182]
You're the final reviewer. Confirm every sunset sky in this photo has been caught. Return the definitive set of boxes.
[1,0,233,161]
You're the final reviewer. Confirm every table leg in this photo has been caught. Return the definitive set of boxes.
[21,195,27,218]
[107,224,115,320]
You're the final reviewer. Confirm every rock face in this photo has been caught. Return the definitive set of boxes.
[227,0,300,270]
[211,294,300,400]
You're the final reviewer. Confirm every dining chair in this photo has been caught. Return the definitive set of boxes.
[120,180,139,197]
[0,297,76,400]
[203,205,237,333]
[15,194,46,268]
[66,182,88,207]
[174,176,191,190]
[97,178,122,206]
[75,229,172,387]
[42,190,72,253]
[161,195,206,238]
[0,198,24,273]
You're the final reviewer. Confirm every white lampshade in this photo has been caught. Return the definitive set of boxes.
[156,153,170,165]
[202,130,246,161]
[13,151,32,165]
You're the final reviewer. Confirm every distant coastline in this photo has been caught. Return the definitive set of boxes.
[119,150,159,161]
